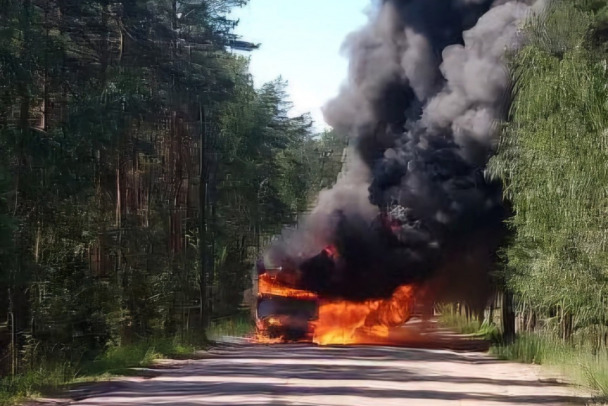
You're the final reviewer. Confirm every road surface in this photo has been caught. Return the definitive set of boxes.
[63,341,589,406]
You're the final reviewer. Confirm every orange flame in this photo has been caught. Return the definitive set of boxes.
[256,256,415,345]
[312,285,414,345]
[258,273,318,300]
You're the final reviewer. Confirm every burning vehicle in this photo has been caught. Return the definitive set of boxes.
[255,218,420,346]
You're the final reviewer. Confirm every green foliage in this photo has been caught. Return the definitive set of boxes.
[0,362,75,406]
[80,338,197,377]
[491,334,548,364]
[304,130,348,199]
[489,0,608,330]
[489,1,608,398]
[207,312,254,340]
[0,337,198,405]
[210,78,344,315]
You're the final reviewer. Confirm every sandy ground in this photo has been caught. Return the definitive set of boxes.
[30,322,592,406]
[50,341,591,406]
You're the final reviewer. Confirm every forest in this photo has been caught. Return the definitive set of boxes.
[4,0,608,403]
[0,0,345,396]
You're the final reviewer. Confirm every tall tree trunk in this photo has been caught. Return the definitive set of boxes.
[10,0,33,375]
[562,308,573,341]
[527,310,536,332]
[8,291,15,376]
[198,101,208,336]
[502,290,516,342]
[488,295,495,326]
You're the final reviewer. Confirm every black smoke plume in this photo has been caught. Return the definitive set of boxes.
[266,0,543,303]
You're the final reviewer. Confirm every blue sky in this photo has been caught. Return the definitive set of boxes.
[230,0,370,132]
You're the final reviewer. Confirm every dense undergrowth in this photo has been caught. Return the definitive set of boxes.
[207,313,255,341]
[0,312,255,405]
[0,337,199,405]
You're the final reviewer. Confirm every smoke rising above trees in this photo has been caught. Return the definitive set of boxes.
[268,0,543,302]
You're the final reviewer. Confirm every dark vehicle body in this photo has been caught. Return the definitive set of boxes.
[256,263,319,342]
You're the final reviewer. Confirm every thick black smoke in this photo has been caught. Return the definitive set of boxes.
[266,0,543,302]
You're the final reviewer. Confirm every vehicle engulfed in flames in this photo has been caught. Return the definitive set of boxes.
[255,252,419,346]
[255,264,319,343]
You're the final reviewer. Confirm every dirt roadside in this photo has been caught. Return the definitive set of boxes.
[22,321,597,406]
[25,342,592,406]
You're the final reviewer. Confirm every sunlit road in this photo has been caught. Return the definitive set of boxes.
[66,338,588,406]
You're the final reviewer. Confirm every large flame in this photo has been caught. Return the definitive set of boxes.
[312,285,414,345]
[258,273,317,300]
[256,256,414,345]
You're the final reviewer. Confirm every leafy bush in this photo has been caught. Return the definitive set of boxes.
[80,338,197,376]
[0,362,75,405]
[207,312,254,340]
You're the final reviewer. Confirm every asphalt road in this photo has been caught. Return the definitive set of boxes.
[66,341,589,406]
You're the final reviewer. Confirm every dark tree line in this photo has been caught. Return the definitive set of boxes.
[0,0,345,376]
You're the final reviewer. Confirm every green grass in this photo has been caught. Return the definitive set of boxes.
[439,310,484,334]
[437,305,500,340]
[207,312,255,341]
[0,337,200,405]
[0,362,75,405]
[0,316,254,406]
[79,337,197,377]
[0,315,254,405]
[490,333,548,364]
[491,334,608,401]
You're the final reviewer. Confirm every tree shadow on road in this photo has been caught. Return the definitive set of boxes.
[71,343,590,406]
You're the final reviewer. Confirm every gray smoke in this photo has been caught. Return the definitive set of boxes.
[266,0,542,302]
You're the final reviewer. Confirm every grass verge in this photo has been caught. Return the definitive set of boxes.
[207,312,254,341]
[1,313,254,406]
[491,334,608,401]
[0,337,200,406]
[79,337,198,377]
[0,363,74,405]
[437,304,500,340]
[438,308,608,400]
